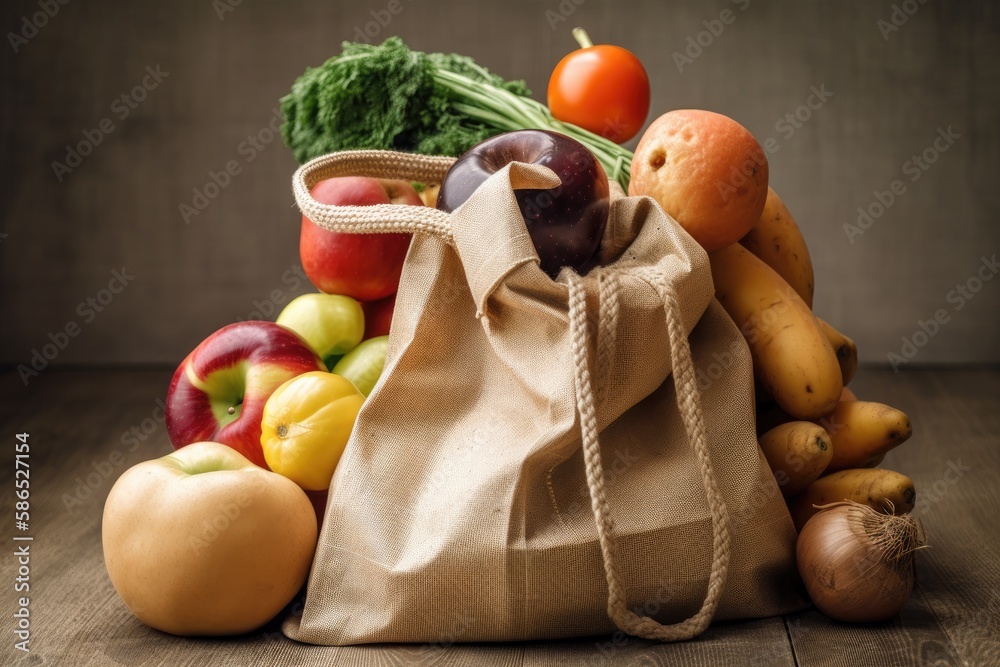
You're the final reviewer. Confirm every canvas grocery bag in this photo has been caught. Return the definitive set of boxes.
[283,149,805,645]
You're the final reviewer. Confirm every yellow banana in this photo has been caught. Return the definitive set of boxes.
[790,468,915,531]
[759,421,833,497]
[711,243,842,420]
[817,318,858,386]
[739,187,815,308]
[818,400,912,472]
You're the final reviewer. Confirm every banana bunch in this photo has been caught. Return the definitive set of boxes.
[712,188,916,531]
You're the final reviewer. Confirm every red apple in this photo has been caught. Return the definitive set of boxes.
[362,293,395,339]
[436,130,609,278]
[300,178,422,301]
[166,321,325,469]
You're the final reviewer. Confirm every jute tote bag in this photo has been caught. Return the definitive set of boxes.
[283,149,805,645]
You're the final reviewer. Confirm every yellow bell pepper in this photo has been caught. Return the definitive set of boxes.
[260,371,364,491]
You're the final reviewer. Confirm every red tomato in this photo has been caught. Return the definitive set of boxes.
[547,32,650,144]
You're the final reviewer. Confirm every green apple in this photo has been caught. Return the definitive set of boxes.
[276,293,365,369]
[332,335,388,397]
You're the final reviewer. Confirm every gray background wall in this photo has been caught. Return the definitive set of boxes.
[1,0,998,374]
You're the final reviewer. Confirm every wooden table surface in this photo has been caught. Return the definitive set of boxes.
[1,367,997,666]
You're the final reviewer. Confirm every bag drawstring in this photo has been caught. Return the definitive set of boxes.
[567,269,731,641]
[595,271,620,409]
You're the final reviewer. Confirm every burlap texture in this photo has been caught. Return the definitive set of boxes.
[283,150,805,645]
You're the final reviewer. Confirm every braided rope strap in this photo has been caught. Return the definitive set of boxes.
[567,269,732,642]
[595,271,621,409]
[292,150,457,245]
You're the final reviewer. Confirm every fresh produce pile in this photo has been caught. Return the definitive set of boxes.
[101,31,924,638]
[103,175,413,635]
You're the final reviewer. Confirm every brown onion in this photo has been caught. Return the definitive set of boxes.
[796,500,925,622]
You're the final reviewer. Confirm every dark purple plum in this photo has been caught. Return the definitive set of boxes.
[437,130,609,278]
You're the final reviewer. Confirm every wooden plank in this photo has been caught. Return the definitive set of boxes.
[523,618,795,667]
[863,369,1000,666]
[329,644,524,667]
[787,368,1000,666]
[0,369,527,667]
[785,590,962,666]
[0,372,151,664]
[4,369,998,665]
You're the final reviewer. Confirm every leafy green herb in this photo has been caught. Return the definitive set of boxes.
[280,37,632,190]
